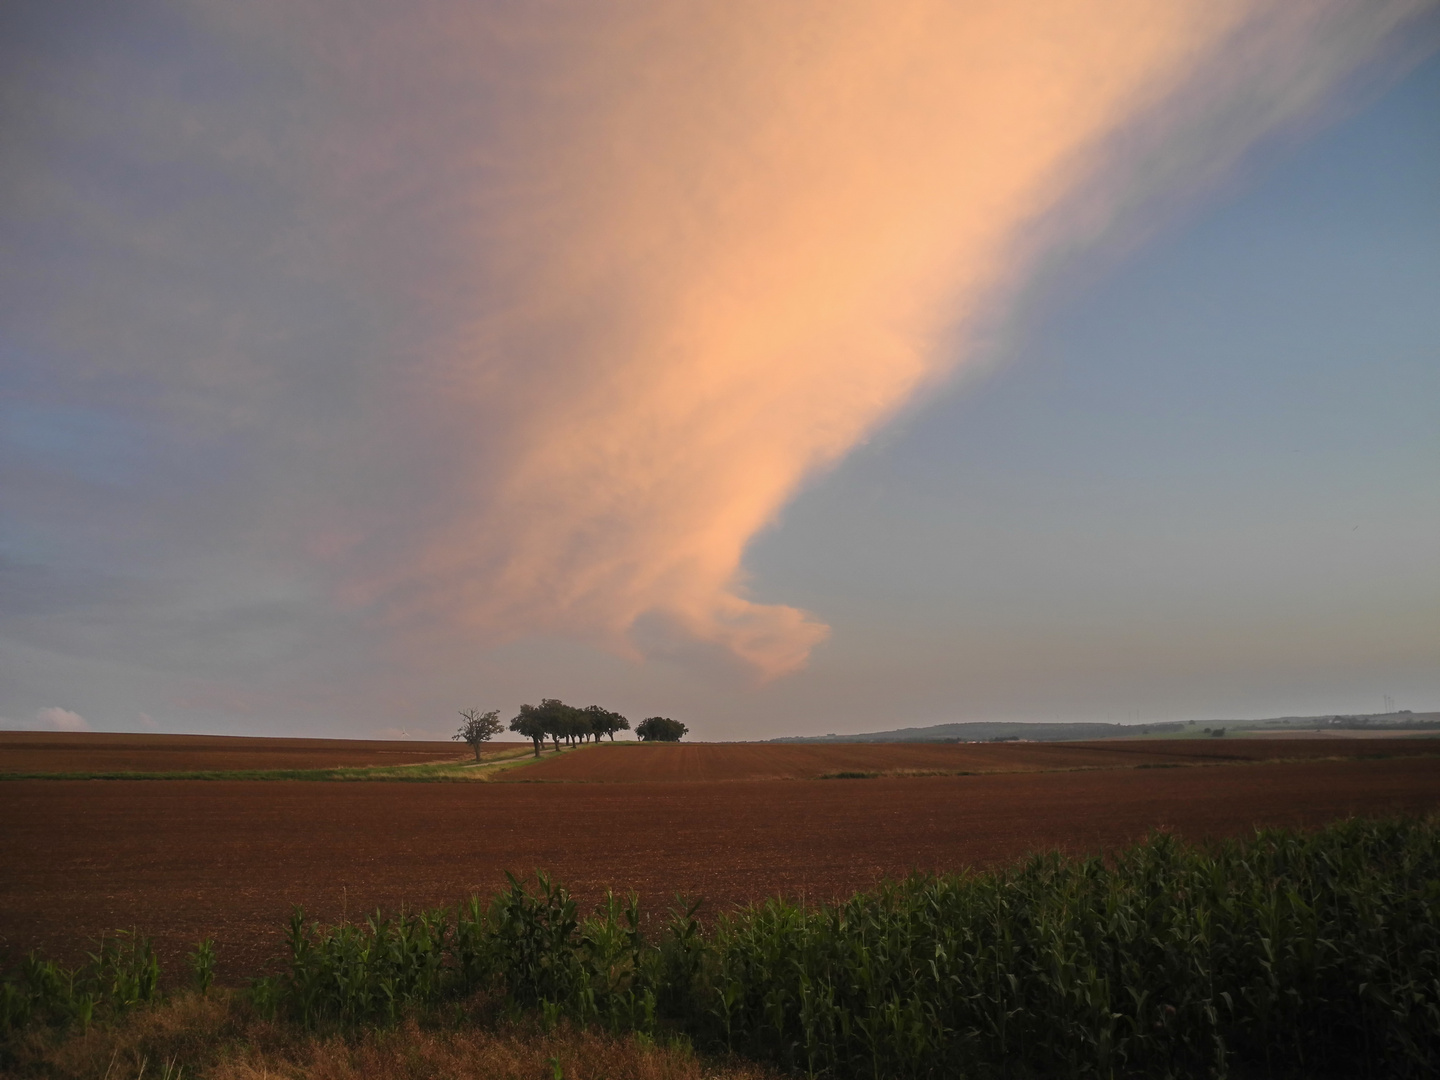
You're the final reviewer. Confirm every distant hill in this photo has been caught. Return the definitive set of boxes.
[771,721,1181,743]
[771,712,1440,743]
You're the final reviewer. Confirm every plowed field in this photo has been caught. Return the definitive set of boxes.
[3,754,1437,980]
[507,738,1439,782]
[0,732,493,774]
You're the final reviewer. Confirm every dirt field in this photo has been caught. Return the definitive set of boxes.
[0,732,498,773]
[1237,728,1440,739]
[3,753,1437,981]
[5,732,1428,780]
[506,737,1439,782]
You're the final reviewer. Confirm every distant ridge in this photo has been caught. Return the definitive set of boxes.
[770,712,1440,743]
[771,721,1176,743]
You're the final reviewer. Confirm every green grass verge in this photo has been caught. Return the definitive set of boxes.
[0,746,547,782]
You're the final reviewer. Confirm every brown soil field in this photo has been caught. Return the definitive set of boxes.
[1238,728,1440,739]
[0,732,509,773]
[2,754,1437,981]
[507,737,1439,782]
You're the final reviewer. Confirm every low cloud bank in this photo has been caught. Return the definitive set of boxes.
[0,707,91,732]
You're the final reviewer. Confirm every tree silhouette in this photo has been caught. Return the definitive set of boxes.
[584,704,630,742]
[453,708,503,762]
[509,704,550,758]
[636,716,688,742]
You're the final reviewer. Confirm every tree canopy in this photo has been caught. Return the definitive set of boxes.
[508,703,551,757]
[635,716,688,742]
[584,704,630,741]
[505,699,669,754]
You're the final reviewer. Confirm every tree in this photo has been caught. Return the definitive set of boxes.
[567,707,593,746]
[584,704,630,742]
[537,698,574,751]
[511,698,632,753]
[636,716,688,742]
[509,704,550,758]
[453,708,503,762]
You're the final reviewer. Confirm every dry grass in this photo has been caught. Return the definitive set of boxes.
[6,990,779,1080]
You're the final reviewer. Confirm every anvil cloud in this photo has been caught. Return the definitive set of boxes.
[2,0,1434,728]
[302,0,1422,675]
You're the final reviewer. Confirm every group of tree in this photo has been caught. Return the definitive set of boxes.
[635,716,688,742]
[455,700,687,758]
[508,699,631,757]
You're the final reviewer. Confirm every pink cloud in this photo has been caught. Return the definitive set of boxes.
[209,1,1433,679]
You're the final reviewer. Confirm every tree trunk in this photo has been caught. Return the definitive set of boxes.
[473,743,481,762]
[531,737,541,758]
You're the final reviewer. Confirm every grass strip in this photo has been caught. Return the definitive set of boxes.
[0,748,547,783]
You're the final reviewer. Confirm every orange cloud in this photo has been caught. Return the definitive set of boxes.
[276,1,1429,677]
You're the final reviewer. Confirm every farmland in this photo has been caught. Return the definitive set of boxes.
[2,739,1437,981]
[0,732,486,775]
[501,735,1438,781]
[5,731,1433,782]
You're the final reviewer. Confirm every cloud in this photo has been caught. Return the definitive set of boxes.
[7,0,1434,696]
[39,707,90,731]
[0,707,91,731]
[306,1,1430,678]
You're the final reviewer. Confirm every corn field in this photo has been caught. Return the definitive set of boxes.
[5,816,1438,1078]
[1,930,160,1033]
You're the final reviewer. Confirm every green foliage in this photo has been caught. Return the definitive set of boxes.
[187,938,216,996]
[235,816,1440,1075]
[510,703,551,756]
[250,873,665,1034]
[584,704,630,742]
[636,716,689,742]
[0,930,160,1035]
[512,699,588,753]
[6,817,1439,1079]
[512,699,629,753]
[691,817,1440,1079]
[270,905,455,1026]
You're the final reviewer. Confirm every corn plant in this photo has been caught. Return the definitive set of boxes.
[187,938,216,996]
[7,816,1437,1079]
[681,817,1440,1079]
[0,930,159,1037]
[271,904,453,1025]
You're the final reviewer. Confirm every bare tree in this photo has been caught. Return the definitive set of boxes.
[454,708,503,762]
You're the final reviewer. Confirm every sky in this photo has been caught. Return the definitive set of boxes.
[2,1,1437,740]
